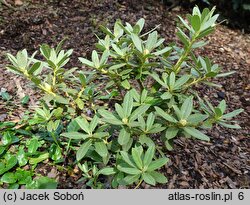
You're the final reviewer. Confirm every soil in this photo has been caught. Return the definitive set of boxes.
[0,0,249,189]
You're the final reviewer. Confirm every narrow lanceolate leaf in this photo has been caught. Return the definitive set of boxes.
[61,132,89,140]
[187,114,208,124]
[123,92,133,117]
[115,103,126,119]
[98,109,123,125]
[131,33,143,52]
[89,115,99,132]
[183,127,210,141]
[130,105,150,122]
[146,31,158,51]
[76,140,92,161]
[121,175,140,186]
[152,47,172,56]
[118,128,130,145]
[94,141,108,157]
[222,109,244,119]
[149,171,168,184]
[91,50,100,68]
[120,151,136,168]
[75,117,90,134]
[117,166,141,175]
[131,147,143,170]
[28,62,41,75]
[176,28,190,46]
[143,146,155,168]
[218,122,241,129]
[181,97,193,119]
[147,158,169,172]
[98,167,116,176]
[146,113,155,130]
[79,57,94,68]
[142,172,156,186]
[154,107,177,123]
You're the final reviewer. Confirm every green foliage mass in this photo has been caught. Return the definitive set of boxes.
[0,6,243,189]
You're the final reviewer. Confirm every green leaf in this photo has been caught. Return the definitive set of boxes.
[222,109,244,119]
[169,72,176,89]
[76,140,92,161]
[26,177,57,189]
[176,28,190,46]
[191,15,201,31]
[75,117,90,134]
[89,115,99,132]
[147,158,168,172]
[142,172,156,186]
[155,107,177,123]
[135,18,145,33]
[183,127,210,141]
[143,146,155,168]
[98,167,116,176]
[2,131,13,145]
[120,174,140,186]
[21,95,30,105]
[218,122,241,129]
[146,113,155,130]
[98,109,123,125]
[1,172,17,184]
[117,166,141,175]
[49,144,62,161]
[54,95,69,104]
[123,92,133,117]
[121,80,131,90]
[27,138,40,154]
[161,92,172,100]
[109,63,126,71]
[91,50,100,68]
[178,15,191,30]
[79,57,94,68]
[40,44,51,59]
[15,169,32,185]
[95,142,108,157]
[165,127,179,140]
[1,92,11,101]
[216,71,236,77]
[17,148,28,166]
[187,114,208,124]
[75,98,84,110]
[181,97,193,119]
[131,147,143,170]
[146,31,157,51]
[115,103,126,119]
[152,47,171,56]
[174,75,190,88]
[120,151,136,168]
[118,128,130,145]
[130,105,150,122]
[164,139,174,151]
[61,132,88,140]
[149,171,167,184]
[0,156,17,175]
[28,62,41,75]
[139,135,155,147]
[131,33,143,52]
[29,153,49,165]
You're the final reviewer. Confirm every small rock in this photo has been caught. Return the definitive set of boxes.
[217,91,225,99]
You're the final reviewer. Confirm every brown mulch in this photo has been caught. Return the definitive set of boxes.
[0,0,249,189]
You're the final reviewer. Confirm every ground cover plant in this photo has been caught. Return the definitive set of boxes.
[0,6,244,189]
